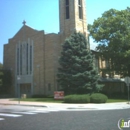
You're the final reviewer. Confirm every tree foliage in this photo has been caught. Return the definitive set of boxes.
[0,63,3,86]
[2,70,12,93]
[57,32,102,94]
[0,63,12,94]
[89,7,130,77]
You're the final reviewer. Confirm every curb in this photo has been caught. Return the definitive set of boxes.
[0,103,47,108]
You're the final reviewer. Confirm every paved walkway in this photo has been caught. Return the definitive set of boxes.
[0,98,130,111]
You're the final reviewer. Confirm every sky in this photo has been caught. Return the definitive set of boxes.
[0,0,129,63]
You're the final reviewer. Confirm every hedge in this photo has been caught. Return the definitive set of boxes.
[90,93,108,103]
[64,94,90,103]
[64,93,108,103]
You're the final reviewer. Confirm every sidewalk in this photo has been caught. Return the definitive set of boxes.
[0,98,130,111]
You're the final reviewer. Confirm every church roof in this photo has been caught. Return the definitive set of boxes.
[12,24,39,39]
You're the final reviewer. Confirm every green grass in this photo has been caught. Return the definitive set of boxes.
[15,98,64,103]
[14,98,128,103]
[107,99,127,103]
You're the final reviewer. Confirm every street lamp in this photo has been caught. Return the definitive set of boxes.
[17,76,21,104]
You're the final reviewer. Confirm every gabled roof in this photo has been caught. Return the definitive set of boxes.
[12,25,39,39]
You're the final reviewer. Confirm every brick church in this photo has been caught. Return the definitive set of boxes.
[3,0,90,97]
[4,0,122,97]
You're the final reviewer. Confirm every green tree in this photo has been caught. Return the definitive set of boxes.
[0,63,12,94]
[89,7,130,77]
[57,32,102,94]
[0,63,3,86]
[2,70,12,94]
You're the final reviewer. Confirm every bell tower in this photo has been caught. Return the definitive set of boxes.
[59,0,88,37]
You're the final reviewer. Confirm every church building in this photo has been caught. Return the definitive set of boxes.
[3,0,90,97]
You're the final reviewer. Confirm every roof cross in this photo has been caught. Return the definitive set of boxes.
[22,20,26,25]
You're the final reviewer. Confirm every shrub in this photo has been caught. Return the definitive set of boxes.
[90,93,108,103]
[64,94,90,103]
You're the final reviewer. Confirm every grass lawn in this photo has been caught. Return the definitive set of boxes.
[106,99,127,103]
[16,98,64,103]
[15,98,127,103]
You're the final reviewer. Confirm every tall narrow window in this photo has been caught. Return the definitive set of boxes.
[30,45,32,74]
[78,0,83,19]
[17,48,19,75]
[65,0,70,19]
[17,41,33,76]
[26,43,28,75]
[20,45,22,75]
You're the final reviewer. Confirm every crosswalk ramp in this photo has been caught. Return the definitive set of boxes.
[0,109,62,121]
[12,111,38,115]
[0,118,4,121]
[0,113,22,121]
[0,113,22,117]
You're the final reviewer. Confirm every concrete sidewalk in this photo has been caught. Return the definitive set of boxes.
[0,98,130,111]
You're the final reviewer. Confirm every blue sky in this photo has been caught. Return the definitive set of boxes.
[0,0,129,63]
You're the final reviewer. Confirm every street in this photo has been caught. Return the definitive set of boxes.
[0,105,130,130]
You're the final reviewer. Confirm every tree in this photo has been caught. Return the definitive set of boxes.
[0,63,12,94]
[89,8,130,77]
[0,72,2,86]
[57,32,102,94]
[0,63,3,86]
[2,70,12,94]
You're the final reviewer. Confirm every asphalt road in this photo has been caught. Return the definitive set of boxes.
[0,105,130,130]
